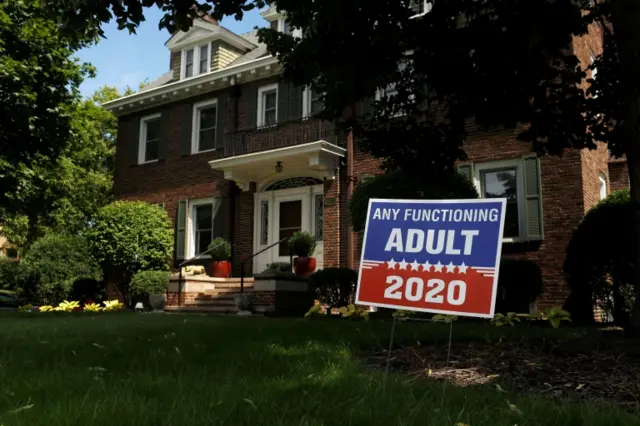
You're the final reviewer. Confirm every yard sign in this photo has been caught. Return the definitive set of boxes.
[355,198,506,318]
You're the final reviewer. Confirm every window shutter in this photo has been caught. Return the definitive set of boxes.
[159,110,170,160]
[289,84,303,120]
[244,84,258,129]
[176,200,187,260]
[216,95,226,151]
[278,81,290,123]
[523,157,543,240]
[457,163,473,184]
[181,103,193,156]
[131,118,141,166]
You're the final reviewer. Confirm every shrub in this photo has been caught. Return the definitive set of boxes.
[349,170,478,232]
[308,267,357,313]
[564,188,636,326]
[289,231,316,257]
[208,237,231,261]
[0,258,21,292]
[266,262,292,272]
[130,270,170,296]
[86,201,173,303]
[19,234,102,305]
[495,258,543,314]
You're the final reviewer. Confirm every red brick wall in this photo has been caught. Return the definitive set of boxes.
[609,160,630,192]
[581,143,610,211]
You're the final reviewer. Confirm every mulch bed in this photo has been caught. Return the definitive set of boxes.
[361,331,640,410]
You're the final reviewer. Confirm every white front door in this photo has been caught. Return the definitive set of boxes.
[253,184,324,274]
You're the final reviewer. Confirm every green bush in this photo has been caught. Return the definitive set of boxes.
[308,267,357,313]
[349,170,478,232]
[266,262,292,272]
[130,270,170,296]
[289,231,316,257]
[0,257,21,292]
[564,188,635,326]
[19,234,102,305]
[495,258,543,314]
[86,201,173,287]
[208,237,231,261]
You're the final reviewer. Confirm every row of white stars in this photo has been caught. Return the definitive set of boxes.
[386,259,469,274]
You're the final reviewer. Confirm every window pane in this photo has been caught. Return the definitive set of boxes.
[199,45,208,74]
[265,109,277,126]
[200,59,208,74]
[200,106,216,129]
[197,231,212,255]
[265,91,277,109]
[199,128,216,151]
[482,169,519,237]
[145,119,160,142]
[185,63,193,78]
[283,21,291,34]
[270,20,278,30]
[186,49,194,64]
[314,194,324,241]
[310,99,323,115]
[279,201,301,256]
[196,205,213,231]
[145,140,159,162]
[261,200,269,245]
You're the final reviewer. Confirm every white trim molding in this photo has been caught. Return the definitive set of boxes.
[191,98,218,154]
[257,83,278,127]
[188,197,214,258]
[138,113,162,164]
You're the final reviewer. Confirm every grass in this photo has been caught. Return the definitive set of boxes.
[0,314,637,426]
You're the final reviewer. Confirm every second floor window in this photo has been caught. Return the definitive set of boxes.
[192,99,217,153]
[303,87,323,117]
[139,113,161,164]
[258,84,278,127]
[182,43,210,79]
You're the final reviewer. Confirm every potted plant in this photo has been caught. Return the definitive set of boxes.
[289,231,317,276]
[130,270,170,311]
[208,237,232,278]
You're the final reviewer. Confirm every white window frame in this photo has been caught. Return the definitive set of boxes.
[191,98,218,154]
[302,87,323,118]
[188,197,214,258]
[599,173,608,200]
[473,158,527,243]
[410,0,433,18]
[181,42,211,80]
[275,17,302,38]
[257,83,278,127]
[138,113,162,165]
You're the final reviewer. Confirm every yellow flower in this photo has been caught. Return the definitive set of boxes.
[102,300,124,312]
[18,304,33,312]
[57,300,80,312]
[39,305,54,312]
[83,303,102,312]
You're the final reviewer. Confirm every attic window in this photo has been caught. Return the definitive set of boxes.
[182,43,211,79]
[273,18,301,38]
[410,0,433,17]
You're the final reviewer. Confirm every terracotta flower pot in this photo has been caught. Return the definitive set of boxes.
[211,260,231,278]
[294,257,317,276]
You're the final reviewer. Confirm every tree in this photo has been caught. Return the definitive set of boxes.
[0,85,122,247]
[85,201,173,304]
[0,0,93,209]
[50,0,640,327]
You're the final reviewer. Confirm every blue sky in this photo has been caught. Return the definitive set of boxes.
[76,8,266,97]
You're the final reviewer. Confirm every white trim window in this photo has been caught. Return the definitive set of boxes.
[410,0,433,17]
[271,17,302,38]
[258,84,278,127]
[599,173,608,200]
[302,87,323,118]
[138,113,161,164]
[191,99,218,153]
[181,43,211,79]
[188,197,217,257]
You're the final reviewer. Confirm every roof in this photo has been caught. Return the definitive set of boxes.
[139,71,174,92]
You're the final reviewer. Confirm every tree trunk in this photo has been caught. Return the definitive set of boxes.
[610,0,640,332]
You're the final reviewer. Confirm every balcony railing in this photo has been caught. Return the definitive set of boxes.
[223,118,340,158]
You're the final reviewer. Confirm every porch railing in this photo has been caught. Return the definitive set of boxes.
[224,118,338,158]
[240,237,293,293]
[175,241,231,306]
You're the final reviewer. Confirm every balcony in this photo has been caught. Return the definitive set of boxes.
[223,118,341,158]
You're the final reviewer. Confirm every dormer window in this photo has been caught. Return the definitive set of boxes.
[271,17,301,38]
[410,0,433,17]
[181,43,211,79]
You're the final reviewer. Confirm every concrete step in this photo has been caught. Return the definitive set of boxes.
[199,287,254,294]
[165,305,237,314]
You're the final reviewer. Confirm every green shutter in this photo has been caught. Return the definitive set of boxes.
[131,118,141,166]
[176,200,187,259]
[278,81,290,123]
[216,95,226,151]
[244,84,258,129]
[289,84,303,120]
[181,103,193,156]
[457,163,473,183]
[159,110,170,160]
[523,157,543,240]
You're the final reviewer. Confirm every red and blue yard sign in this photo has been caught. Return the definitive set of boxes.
[355,198,506,318]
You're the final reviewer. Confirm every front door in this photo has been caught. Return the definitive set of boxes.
[253,184,324,273]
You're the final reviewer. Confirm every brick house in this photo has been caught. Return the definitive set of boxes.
[104,6,623,310]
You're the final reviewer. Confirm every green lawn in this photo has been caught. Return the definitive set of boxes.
[0,314,636,426]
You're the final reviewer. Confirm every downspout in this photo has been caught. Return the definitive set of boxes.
[346,128,355,270]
